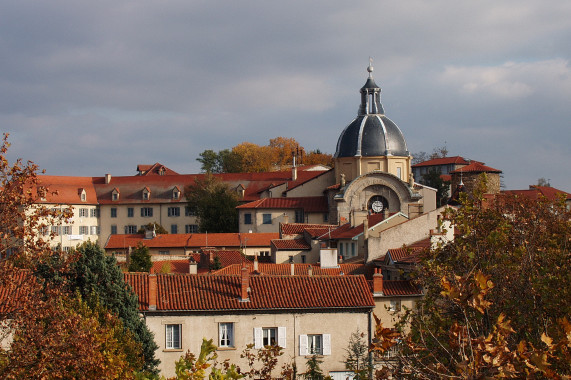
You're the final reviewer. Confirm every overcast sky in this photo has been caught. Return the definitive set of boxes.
[2,1,570,191]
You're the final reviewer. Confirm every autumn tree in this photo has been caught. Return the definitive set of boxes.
[304,149,334,167]
[137,222,169,234]
[268,137,304,169]
[231,142,274,173]
[374,183,571,378]
[0,134,147,377]
[185,174,239,233]
[129,242,152,272]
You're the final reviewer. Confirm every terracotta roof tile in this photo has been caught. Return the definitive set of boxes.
[412,156,473,168]
[450,162,501,174]
[281,223,338,236]
[237,196,328,213]
[105,233,278,250]
[368,279,422,296]
[271,238,311,250]
[124,273,375,311]
[213,263,366,276]
[504,186,571,201]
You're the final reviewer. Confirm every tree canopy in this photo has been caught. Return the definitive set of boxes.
[129,242,152,272]
[374,183,571,378]
[185,174,239,233]
[196,137,333,173]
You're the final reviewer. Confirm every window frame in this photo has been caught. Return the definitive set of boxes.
[299,334,331,356]
[262,213,272,225]
[165,324,182,350]
[141,207,153,217]
[127,207,134,218]
[171,224,178,234]
[244,213,252,225]
[219,322,234,348]
[111,207,117,218]
[168,207,180,217]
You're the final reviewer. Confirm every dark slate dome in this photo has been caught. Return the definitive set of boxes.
[335,63,410,158]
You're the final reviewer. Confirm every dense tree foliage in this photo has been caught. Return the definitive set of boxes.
[421,168,450,207]
[0,134,148,378]
[374,182,571,378]
[129,242,152,272]
[185,175,239,233]
[137,222,169,235]
[196,137,333,173]
[412,144,449,165]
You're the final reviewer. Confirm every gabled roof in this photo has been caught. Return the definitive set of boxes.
[213,263,366,276]
[271,238,311,250]
[412,156,473,168]
[137,163,179,176]
[237,196,328,213]
[450,162,501,174]
[385,238,430,264]
[124,273,375,311]
[33,176,99,205]
[368,280,422,296]
[503,186,571,201]
[105,232,279,250]
[281,223,338,236]
[327,223,363,239]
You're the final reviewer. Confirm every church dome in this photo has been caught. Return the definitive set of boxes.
[335,62,410,158]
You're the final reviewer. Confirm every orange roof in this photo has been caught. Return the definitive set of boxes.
[450,162,501,174]
[213,263,366,276]
[412,156,473,168]
[150,251,248,274]
[237,196,328,213]
[271,238,311,250]
[386,238,430,264]
[33,176,99,205]
[504,186,571,201]
[137,163,179,176]
[281,223,338,236]
[124,273,375,311]
[105,232,279,250]
[368,280,422,296]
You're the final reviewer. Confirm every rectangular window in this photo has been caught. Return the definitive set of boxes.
[90,226,98,235]
[79,208,88,217]
[141,207,153,217]
[262,214,272,224]
[79,226,89,235]
[339,243,344,257]
[90,208,99,218]
[127,207,134,217]
[295,209,304,223]
[263,328,277,346]
[351,242,355,257]
[219,323,234,348]
[51,226,60,236]
[323,213,329,223]
[185,206,196,216]
[111,208,117,218]
[299,334,331,356]
[309,334,323,355]
[388,300,401,312]
[397,167,402,180]
[185,224,198,233]
[244,213,252,225]
[168,207,180,217]
[158,250,170,255]
[171,224,178,234]
[125,225,137,234]
[165,324,181,350]
[62,226,72,235]
[301,255,306,264]
[111,225,117,235]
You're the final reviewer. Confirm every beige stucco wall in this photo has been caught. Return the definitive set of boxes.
[367,206,449,262]
[99,203,199,247]
[335,156,411,184]
[285,170,335,198]
[38,203,100,251]
[239,209,326,234]
[145,309,371,378]
[373,296,420,331]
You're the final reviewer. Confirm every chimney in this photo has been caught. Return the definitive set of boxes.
[105,173,112,184]
[290,261,295,276]
[188,257,198,275]
[148,274,157,311]
[283,213,289,224]
[373,268,384,296]
[308,265,313,277]
[240,264,250,302]
[363,217,369,240]
[292,166,298,181]
[253,253,259,272]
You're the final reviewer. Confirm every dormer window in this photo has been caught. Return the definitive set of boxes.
[143,187,151,200]
[112,188,120,201]
[172,187,181,200]
[79,188,87,202]
[159,167,166,176]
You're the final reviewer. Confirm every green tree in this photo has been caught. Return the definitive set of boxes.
[421,168,450,207]
[67,242,159,374]
[344,330,371,379]
[302,355,330,380]
[129,242,152,272]
[375,186,571,378]
[185,175,239,233]
[137,222,168,235]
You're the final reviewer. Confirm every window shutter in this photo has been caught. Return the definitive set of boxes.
[254,327,263,349]
[278,326,286,348]
[322,334,331,355]
[299,334,308,356]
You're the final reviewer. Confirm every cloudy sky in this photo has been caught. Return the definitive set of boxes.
[2,1,570,191]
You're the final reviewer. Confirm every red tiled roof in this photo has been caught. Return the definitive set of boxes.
[237,196,328,213]
[386,238,430,264]
[137,163,179,176]
[33,176,99,205]
[124,273,375,311]
[327,223,363,239]
[200,249,249,267]
[105,232,278,250]
[213,263,366,276]
[281,223,338,236]
[504,186,571,201]
[450,162,501,174]
[412,156,472,168]
[0,269,36,314]
[440,174,452,182]
[368,280,422,296]
[271,238,311,250]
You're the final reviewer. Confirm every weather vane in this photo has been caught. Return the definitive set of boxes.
[368,57,374,77]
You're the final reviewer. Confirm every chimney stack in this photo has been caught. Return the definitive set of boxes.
[188,257,198,275]
[373,268,384,296]
[290,261,295,276]
[363,217,369,240]
[240,264,250,302]
[105,173,112,184]
[308,265,313,277]
[283,213,289,225]
[253,253,259,272]
[149,274,157,311]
